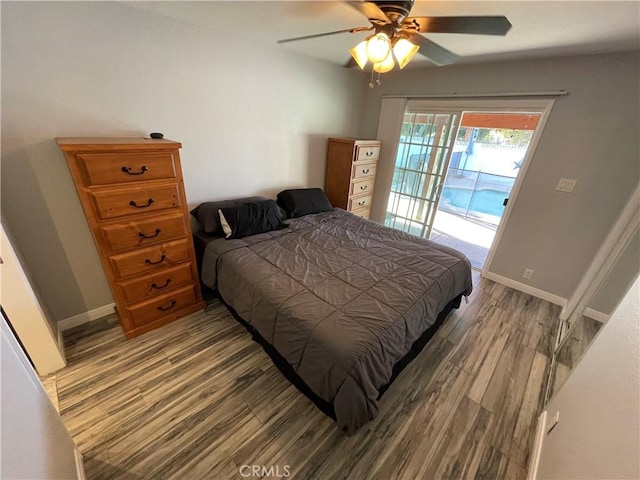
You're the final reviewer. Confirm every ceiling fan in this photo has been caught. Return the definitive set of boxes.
[277,1,511,74]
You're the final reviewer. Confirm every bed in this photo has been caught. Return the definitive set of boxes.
[191,191,473,434]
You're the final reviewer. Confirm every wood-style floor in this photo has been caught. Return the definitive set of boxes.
[42,274,559,479]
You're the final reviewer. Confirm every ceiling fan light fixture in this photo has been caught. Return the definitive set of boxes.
[349,40,369,70]
[373,53,395,73]
[365,32,392,63]
[393,38,420,69]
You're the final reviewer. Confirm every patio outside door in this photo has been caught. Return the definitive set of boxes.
[429,112,541,269]
[383,110,459,238]
[376,98,554,273]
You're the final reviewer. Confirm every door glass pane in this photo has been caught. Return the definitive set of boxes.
[385,111,459,237]
[432,114,540,269]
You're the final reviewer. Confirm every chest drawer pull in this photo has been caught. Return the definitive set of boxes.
[130,198,154,208]
[151,279,171,290]
[157,299,176,312]
[121,165,148,175]
[360,185,368,191]
[138,228,161,239]
[361,168,370,175]
[358,200,366,206]
[365,151,373,157]
[145,254,166,265]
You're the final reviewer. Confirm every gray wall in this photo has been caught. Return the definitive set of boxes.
[1,1,366,323]
[358,52,640,312]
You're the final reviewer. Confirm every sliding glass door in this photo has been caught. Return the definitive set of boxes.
[384,110,459,238]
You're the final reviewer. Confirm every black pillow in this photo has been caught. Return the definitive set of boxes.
[277,188,333,218]
[191,196,268,234]
[218,199,287,239]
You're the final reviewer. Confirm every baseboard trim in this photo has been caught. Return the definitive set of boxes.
[58,303,116,333]
[57,328,66,356]
[527,410,547,480]
[75,448,86,480]
[482,271,567,307]
[583,307,609,324]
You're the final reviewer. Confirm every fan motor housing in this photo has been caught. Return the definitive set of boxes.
[372,0,415,24]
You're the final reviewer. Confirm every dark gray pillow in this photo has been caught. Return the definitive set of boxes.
[191,196,267,234]
[218,199,287,239]
[277,188,333,218]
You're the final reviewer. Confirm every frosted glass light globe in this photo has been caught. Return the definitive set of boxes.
[366,33,391,63]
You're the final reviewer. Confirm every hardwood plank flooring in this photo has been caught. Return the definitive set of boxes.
[43,274,559,479]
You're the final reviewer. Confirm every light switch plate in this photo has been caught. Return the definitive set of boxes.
[556,178,577,193]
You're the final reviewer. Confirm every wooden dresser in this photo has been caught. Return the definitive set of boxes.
[57,137,203,338]
[324,138,381,220]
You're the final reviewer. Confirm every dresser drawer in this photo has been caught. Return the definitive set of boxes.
[350,178,375,197]
[110,238,191,278]
[118,263,195,304]
[351,206,371,220]
[100,212,187,253]
[78,152,178,186]
[91,183,181,221]
[348,194,373,211]
[356,145,380,162]
[352,163,377,180]
[126,285,198,328]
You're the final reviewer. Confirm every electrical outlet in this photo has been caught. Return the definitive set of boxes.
[523,268,534,279]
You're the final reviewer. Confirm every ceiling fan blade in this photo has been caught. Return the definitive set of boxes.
[346,1,390,24]
[277,26,371,44]
[410,35,459,66]
[409,16,512,36]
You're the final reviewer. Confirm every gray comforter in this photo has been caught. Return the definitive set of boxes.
[200,209,472,434]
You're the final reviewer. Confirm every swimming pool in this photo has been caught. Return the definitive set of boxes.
[441,186,508,218]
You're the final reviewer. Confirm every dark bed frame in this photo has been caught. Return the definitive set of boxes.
[209,283,463,424]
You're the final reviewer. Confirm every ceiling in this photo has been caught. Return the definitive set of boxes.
[126,1,640,68]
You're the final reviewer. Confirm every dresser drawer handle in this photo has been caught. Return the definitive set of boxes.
[365,151,373,157]
[157,299,176,312]
[144,254,166,265]
[362,168,370,174]
[360,185,368,191]
[358,200,366,206]
[130,198,154,208]
[138,228,161,239]
[121,165,148,175]
[151,279,171,290]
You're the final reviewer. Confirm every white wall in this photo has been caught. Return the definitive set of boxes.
[1,1,366,323]
[0,313,81,479]
[359,52,640,309]
[535,275,640,479]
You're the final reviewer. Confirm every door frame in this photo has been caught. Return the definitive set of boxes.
[392,98,555,274]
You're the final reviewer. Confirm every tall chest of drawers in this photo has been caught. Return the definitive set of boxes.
[58,137,203,338]
[324,138,381,220]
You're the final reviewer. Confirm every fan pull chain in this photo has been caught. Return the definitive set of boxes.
[368,69,383,88]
